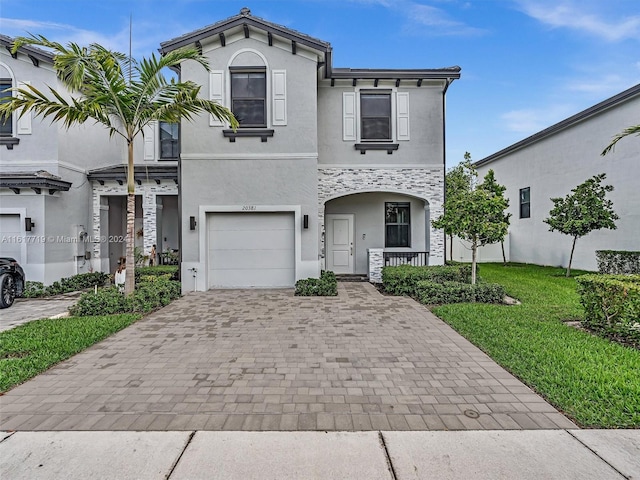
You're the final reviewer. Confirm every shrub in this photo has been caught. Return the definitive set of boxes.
[70,278,182,316]
[415,280,505,305]
[135,265,179,283]
[295,270,338,296]
[576,274,640,345]
[23,272,109,298]
[596,250,640,274]
[382,264,473,296]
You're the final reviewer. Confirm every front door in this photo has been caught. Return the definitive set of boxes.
[326,214,354,274]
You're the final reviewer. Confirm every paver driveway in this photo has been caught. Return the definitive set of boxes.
[0,283,575,431]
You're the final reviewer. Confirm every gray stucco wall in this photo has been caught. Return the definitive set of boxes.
[476,94,640,272]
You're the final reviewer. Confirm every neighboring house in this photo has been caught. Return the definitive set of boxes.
[0,35,179,283]
[159,8,460,291]
[472,83,640,272]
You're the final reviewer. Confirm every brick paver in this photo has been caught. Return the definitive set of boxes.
[0,283,576,431]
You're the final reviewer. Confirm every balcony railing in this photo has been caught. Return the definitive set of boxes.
[383,251,429,267]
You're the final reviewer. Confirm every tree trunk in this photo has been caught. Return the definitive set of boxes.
[125,140,136,295]
[449,234,453,263]
[567,236,577,278]
[471,240,477,285]
[501,240,506,266]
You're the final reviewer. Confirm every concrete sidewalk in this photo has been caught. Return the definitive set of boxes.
[0,293,79,332]
[1,429,638,479]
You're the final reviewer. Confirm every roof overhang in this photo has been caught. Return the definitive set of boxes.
[87,164,178,185]
[0,171,71,194]
[0,34,54,66]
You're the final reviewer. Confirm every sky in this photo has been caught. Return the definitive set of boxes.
[1,0,639,166]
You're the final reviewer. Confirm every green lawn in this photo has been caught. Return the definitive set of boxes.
[433,263,640,428]
[0,314,140,392]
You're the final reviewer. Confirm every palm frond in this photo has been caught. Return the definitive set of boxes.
[601,124,640,156]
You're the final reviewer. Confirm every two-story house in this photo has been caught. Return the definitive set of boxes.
[0,35,180,283]
[160,8,460,291]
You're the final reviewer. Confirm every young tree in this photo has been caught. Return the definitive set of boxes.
[0,35,237,294]
[544,173,618,277]
[439,153,475,262]
[433,158,510,284]
[601,124,640,155]
[481,169,512,265]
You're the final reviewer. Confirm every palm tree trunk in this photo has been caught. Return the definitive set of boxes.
[566,236,577,278]
[125,141,136,295]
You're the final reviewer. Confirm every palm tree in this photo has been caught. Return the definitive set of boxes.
[602,124,640,155]
[0,35,237,294]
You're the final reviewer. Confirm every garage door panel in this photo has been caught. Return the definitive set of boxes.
[208,212,295,288]
[0,214,22,261]
[208,248,293,270]
[210,229,294,251]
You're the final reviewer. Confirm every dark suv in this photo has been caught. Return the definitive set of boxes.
[0,257,25,308]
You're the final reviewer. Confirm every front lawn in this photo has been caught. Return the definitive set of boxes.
[433,263,640,428]
[0,314,140,392]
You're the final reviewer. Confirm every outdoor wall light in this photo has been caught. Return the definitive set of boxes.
[189,216,197,230]
[25,217,35,231]
[303,215,309,229]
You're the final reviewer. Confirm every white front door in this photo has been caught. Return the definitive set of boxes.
[326,214,354,274]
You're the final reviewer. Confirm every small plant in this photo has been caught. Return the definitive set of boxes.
[22,272,109,298]
[295,270,338,296]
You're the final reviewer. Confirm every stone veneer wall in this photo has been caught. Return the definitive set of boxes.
[91,182,178,269]
[317,167,445,262]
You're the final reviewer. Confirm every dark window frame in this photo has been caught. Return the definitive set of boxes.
[159,121,179,160]
[230,66,267,128]
[360,91,392,142]
[0,79,13,137]
[385,202,411,248]
[520,187,531,219]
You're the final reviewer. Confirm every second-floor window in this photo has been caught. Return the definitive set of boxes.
[361,92,391,141]
[230,68,267,127]
[0,80,12,136]
[159,122,179,160]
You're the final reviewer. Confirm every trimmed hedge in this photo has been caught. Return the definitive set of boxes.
[23,272,110,298]
[69,278,182,316]
[596,250,640,274]
[576,274,640,345]
[382,264,473,296]
[295,270,338,296]
[416,280,505,305]
[135,265,179,283]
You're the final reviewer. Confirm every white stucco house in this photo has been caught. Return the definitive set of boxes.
[471,83,640,272]
[159,8,460,291]
[1,8,461,289]
[0,35,180,283]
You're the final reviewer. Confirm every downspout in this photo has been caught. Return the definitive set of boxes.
[441,77,454,264]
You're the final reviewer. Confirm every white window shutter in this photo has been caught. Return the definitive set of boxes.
[396,92,410,141]
[209,70,225,126]
[143,122,156,161]
[343,92,356,141]
[17,81,32,135]
[272,69,287,126]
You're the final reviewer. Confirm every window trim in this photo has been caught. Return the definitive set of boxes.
[360,90,392,142]
[158,121,179,160]
[519,187,531,219]
[385,202,411,248]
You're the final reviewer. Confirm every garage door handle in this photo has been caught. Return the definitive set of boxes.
[350,247,353,255]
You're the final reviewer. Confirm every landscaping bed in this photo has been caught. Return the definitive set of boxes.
[432,263,640,428]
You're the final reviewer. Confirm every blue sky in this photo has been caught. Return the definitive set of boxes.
[1,0,639,165]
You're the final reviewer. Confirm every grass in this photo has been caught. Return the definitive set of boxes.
[432,263,640,428]
[0,314,140,393]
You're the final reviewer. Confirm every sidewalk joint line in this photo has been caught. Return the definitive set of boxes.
[165,430,196,479]
[0,431,17,444]
[378,431,398,480]
[565,430,629,479]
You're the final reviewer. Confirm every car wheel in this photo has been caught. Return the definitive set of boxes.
[0,273,16,308]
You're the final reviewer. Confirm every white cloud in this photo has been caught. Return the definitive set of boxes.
[501,104,574,134]
[515,0,640,41]
[565,74,635,95]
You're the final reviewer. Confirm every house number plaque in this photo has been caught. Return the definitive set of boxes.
[242,205,257,211]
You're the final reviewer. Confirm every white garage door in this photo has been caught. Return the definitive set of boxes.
[208,212,295,288]
[0,214,23,262]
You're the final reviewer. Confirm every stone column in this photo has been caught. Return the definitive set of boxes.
[142,188,157,263]
[368,248,384,283]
